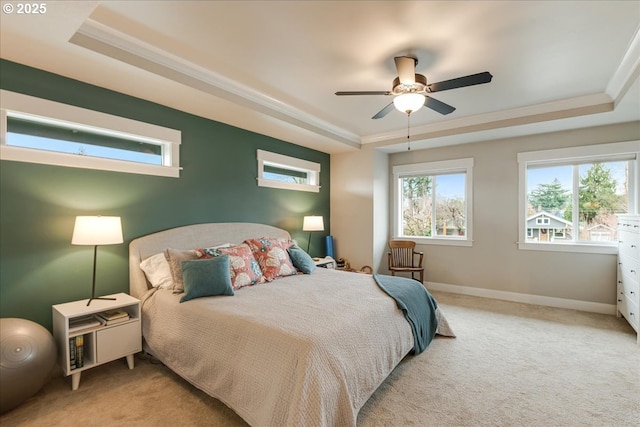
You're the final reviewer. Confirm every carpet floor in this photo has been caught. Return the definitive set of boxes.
[1,291,638,427]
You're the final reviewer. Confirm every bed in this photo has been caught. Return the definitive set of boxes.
[129,222,452,427]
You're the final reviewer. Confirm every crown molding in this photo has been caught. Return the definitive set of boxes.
[361,93,613,146]
[69,17,361,149]
[606,25,640,107]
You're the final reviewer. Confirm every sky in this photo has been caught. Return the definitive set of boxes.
[527,161,628,195]
[434,173,465,199]
[7,133,162,165]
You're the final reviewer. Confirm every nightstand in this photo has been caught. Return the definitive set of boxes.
[52,293,141,390]
[314,256,337,269]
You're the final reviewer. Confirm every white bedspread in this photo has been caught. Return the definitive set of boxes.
[141,268,419,427]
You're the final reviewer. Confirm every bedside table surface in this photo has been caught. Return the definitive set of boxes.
[314,257,337,268]
[53,293,138,317]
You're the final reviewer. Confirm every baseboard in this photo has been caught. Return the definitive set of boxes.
[425,281,617,315]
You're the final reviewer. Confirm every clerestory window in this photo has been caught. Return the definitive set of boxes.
[1,90,181,177]
[257,149,320,193]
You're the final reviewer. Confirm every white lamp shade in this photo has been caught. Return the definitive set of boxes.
[302,216,324,232]
[393,93,425,113]
[72,216,123,245]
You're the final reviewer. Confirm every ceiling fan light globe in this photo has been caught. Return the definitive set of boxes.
[393,93,425,114]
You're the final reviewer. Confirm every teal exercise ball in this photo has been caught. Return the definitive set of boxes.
[0,318,56,414]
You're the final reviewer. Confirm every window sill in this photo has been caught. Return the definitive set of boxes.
[257,178,320,193]
[0,146,180,178]
[400,237,473,247]
[518,241,617,255]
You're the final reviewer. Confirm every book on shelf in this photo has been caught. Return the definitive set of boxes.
[69,315,102,333]
[69,335,84,369]
[97,309,129,322]
[75,335,84,368]
[69,337,76,369]
[102,315,130,326]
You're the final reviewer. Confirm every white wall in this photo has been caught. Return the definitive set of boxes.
[330,146,389,272]
[331,121,639,310]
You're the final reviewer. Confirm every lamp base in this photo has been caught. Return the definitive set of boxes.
[86,296,116,306]
[306,231,313,254]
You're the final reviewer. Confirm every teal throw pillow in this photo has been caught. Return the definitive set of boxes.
[179,255,234,303]
[287,245,316,274]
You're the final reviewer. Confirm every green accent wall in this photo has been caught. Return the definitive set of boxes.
[0,60,330,331]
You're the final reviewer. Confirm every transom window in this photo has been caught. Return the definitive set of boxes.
[6,114,164,165]
[257,149,320,193]
[1,90,181,177]
[393,158,473,246]
[518,141,638,254]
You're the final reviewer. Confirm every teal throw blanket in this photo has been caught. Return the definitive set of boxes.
[373,274,439,354]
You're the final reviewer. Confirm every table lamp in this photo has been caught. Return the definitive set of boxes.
[72,216,123,306]
[302,215,324,254]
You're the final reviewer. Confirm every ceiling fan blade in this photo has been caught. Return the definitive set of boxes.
[427,71,493,93]
[424,96,456,115]
[394,56,416,85]
[372,102,395,119]
[335,91,392,96]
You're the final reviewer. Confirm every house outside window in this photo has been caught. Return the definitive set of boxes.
[393,158,473,247]
[518,141,639,254]
[527,211,572,242]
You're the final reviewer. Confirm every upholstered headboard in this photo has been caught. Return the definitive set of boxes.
[129,222,291,299]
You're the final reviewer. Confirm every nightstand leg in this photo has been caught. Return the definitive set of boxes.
[126,354,135,370]
[71,372,81,391]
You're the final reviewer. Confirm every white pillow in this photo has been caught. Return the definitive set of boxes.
[140,253,174,289]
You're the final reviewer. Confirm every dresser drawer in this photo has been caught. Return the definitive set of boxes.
[621,297,639,332]
[618,253,639,281]
[619,275,639,301]
[618,218,640,233]
[618,230,639,261]
[617,286,627,310]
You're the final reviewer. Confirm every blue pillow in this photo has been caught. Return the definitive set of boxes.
[179,255,234,303]
[287,245,316,274]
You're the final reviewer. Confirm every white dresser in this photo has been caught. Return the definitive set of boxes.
[616,214,639,345]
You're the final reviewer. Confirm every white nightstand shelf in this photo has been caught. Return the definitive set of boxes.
[52,293,141,390]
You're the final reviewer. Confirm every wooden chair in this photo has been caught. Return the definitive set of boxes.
[387,240,424,282]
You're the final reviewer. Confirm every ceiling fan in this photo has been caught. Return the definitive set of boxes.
[335,56,493,119]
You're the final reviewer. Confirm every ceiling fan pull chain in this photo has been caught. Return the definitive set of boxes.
[407,113,411,151]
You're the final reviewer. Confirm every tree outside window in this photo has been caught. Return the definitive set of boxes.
[527,161,629,243]
[401,173,466,238]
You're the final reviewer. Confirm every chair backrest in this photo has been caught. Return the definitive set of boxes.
[389,240,417,268]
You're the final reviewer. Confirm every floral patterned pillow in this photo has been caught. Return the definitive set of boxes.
[244,238,297,281]
[197,243,265,290]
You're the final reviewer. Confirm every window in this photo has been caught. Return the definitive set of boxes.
[518,141,639,254]
[554,229,566,238]
[0,90,181,177]
[257,149,320,192]
[393,158,473,246]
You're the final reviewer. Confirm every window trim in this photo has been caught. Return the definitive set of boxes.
[517,140,639,254]
[393,157,474,247]
[0,90,181,178]
[257,149,321,193]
